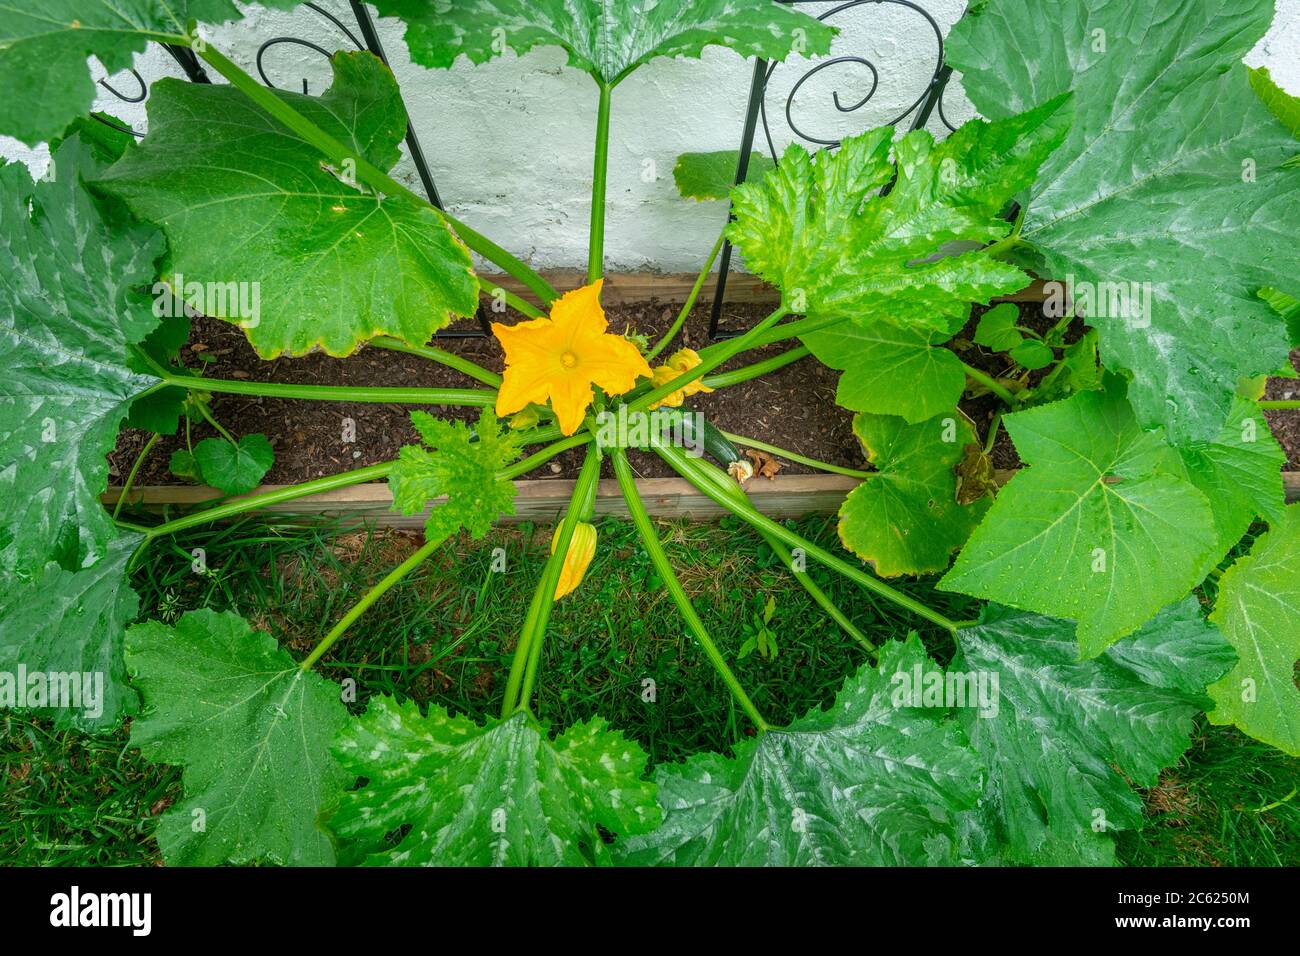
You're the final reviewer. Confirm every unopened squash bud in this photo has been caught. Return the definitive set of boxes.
[552,521,597,599]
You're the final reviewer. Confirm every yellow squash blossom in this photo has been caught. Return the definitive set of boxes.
[648,347,714,410]
[552,522,597,600]
[493,280,652,435]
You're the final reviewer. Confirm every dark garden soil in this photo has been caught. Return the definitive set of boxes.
[108,297,1300,488]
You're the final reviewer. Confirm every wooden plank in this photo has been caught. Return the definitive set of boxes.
[480,272,1052,306]
[103,470,1300,526]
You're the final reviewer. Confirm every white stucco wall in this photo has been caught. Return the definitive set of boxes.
[3,0,1298,272]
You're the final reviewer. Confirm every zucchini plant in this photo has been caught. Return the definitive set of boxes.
[0,0,1297,866]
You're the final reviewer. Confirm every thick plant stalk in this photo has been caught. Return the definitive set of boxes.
[588,83,613,284]
[962,362,1018,404]
[657,444,961,635]
[720,430,872,479]
[611,447,771,732]
[112,433,159,520]
[477,276,546,319]
[647,229,727,361]
[502,447,602,715]
[193,42,558,306]
[703,346,810,389]
[1260,400,1300,410]
[300,533,448,671]
[672,452,875,654]
[628,305,788,413]
[162,372,496,406]
[370,336,503,388]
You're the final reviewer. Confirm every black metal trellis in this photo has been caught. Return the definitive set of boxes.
[93,1,491,338]
[708,0,961,339]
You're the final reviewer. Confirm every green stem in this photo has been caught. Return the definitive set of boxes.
[163,372,495,406]
[192,42,557,305]
[696,313,839,361]
[703,346,810,389]
[1259,400,1300,410]
[112,433,159,520]
[588,83,613,284]
[502,448,602,715]
[647,229,727,361]
[721,430,872,479]
[629,306,788,413]
[137,431,584,545]
[144,462,394,540]
[673,453,874,654]
[194,400,236,444]
[300,534,446,671]
[657,444,960,635]
[611,447,770,731]
[503,433,592,479]
[962,362,1018,405]
[370,336,503,388]
[478,276,547,320]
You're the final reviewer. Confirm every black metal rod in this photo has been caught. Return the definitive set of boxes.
[348,0,443,210]
[709,55,770,339]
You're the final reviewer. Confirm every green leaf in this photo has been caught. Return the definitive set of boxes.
[1207,505,1300,755]
[389,409,522,540]
[617,637,983,866]
[949,0,1299,443]
[1030,328,1102,404]
[330,697,660,865]
[955,601,1235,865]
[728,94,1071,333]
[1178,396,1286,563]
[973,302,1023,351]
[370,0,835,85]
[1250,66,1300,139]
[0,531,143,731]
[1009,339,1053,371]
[168,448,200,483]
[0,136,163,574]
[125,609,350,866]
[941,388,1217,655]
[0,1,272,146]
[837,413,989,577]
[800,319,966,423]
[672,151,774,201]
[1258,286,1300,349]
[96,51,479,359]
[192,433,274,496]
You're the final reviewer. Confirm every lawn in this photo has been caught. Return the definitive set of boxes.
[2,513,1295,867]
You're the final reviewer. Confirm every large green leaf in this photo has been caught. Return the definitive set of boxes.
[192,433,275,496]
[370,0,835,86]
[948,0,1299,443]
[955,601,1235,865]
[1207,505,1300,755]
[389,409,522,540]
[0,136,163,574]
[330,697,660,866]
[0,2,304,146]
[0,531,142,731]
[1178,395,1286,563]
[728,94,1071,334]
[1250,66,1300,139]
[96,51,478,359]
[800,319,967,423]
[125,609,351,866]
[617,637,982,866]
[941,388,1217,655]
[838,413,989,577]
[672,150,774,201]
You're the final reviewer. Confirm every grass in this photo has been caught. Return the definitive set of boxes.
[2,513,1296,866]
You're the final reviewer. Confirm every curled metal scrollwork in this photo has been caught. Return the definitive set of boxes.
[256,2,364,93]
[763,0,950,159]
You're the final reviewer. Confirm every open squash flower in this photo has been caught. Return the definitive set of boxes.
[647,347,714,410]
[493,280,652,435]
[553,522,598,600]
